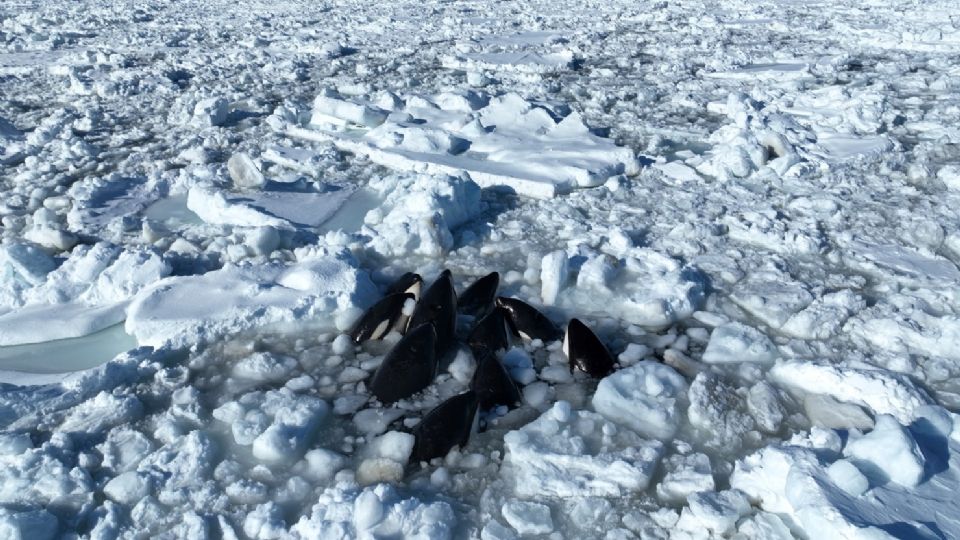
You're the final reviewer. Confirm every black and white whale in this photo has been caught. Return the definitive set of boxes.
[407,270,457,356]
[471,348,521,411]
[466,307,513,357]
[564,318,615,377]
[496,296,562,343]
[349,292,415,343]
[457,271,500,319]
[368,323,438,404]
[386,272,423,301]
[411,390,479,463]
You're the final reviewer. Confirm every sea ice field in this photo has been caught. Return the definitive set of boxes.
[2,0,960,538]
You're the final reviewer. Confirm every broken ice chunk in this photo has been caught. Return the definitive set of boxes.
[0,242,57,287]
[501,499,553,535]
[825,460,869,497]
[213,389,328,464]
[228,152,266,189]
[844,415,925,488]
[232,353,298,383]
[803,394,874,430]
[592,360,688,440]
[676,490,751,536]
[60,392,144,437]
[502,401,663,497]
[311,93,388,128]
[770,360,933,424]
[192,97,230,127]
[364,431,415,465]
[656,452,715,503]
[103,470,152,504]
[702,322,777,364]
[687,373,755,450]
[540,250,568,306]
[0,508,58,540]
[747,381,787,434]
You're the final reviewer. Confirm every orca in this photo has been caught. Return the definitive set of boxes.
[368,323,438,404]
[495,296,562,342]
[411,390,479,463]
[407,270,457,356]
[386,272,423,301]
[563,318,615,377]
[457,271,500,319]
[349,292,415,343]
[467,307,513,357]
[471,348,521,410]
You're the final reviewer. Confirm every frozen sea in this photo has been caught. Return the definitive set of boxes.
[2,0,960,538]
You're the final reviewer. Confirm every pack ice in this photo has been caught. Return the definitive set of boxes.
[281,89,640,199]
[2,0,960,537]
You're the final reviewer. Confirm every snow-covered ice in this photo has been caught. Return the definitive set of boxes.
[502,401,664,497]
[592,360,688,440]
[2,0,960,536]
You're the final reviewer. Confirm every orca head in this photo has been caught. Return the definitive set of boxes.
[387,272,424,301]
[410,390,479,463]
[470,348,521,411]
[495,296,562,343]
[467,307,513,357]
[349,292,415,343]
[458,271,500,318]
[564,318,615,377]
[368,323,438,404]
[408,270,457,356]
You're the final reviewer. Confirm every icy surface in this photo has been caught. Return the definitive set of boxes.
[3,0,960,536]
[286,91,640,199]
[502,402,664,497]
[592,360,688,440]
[126,248,376,348]
[732,409,960,539]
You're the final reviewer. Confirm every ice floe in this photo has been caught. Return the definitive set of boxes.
[502,401,663,497]
[732,408,960,539]
[126,248,376,348]
[282,90,639,199]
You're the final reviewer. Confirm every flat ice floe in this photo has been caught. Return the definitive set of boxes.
[281,90,639,199]
[126,247,376,348]
[0,244,170,348]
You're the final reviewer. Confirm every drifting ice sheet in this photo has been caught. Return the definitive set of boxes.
[284,91,639,199]
[126,249,377,348]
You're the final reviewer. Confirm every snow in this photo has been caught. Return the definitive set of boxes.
[126,248,376,348]
[502,401,664,497]
[770,360,934,424]
[702,322,778,364]
[2,0,960,536]
[287,90,639,200]
[592,360,688,440]
[501,499,554,535]
[732,408,960,539]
